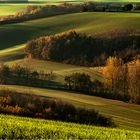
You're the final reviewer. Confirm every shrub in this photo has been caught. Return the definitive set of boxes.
[65,73,92,93]
[123,4,133,11]
[0,89,115,127]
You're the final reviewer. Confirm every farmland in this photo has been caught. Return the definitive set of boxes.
[0,0,140,16]
[0,5,26,16]
[0,84,140,131]
[0,114,140,139]
[0,0,140,139]
[0,12,140,50]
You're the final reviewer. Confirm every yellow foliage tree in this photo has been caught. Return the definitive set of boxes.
[128,59,140,103]
[103,56,124,93]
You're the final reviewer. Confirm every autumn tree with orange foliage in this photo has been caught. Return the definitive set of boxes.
[103,57,140,103]
[128,60,140,103]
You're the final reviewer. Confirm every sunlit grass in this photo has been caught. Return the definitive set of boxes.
[1,114,140,139]
[0,12,140,50]
[0,5,27,16]
[0,84,140,131]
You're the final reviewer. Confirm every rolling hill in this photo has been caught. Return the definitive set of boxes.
[0,11,139,83]
[0,3,140,138]
[0,0,140,16]
[0,12,140,50]
[1,114,140,139]
[0,85,140,131]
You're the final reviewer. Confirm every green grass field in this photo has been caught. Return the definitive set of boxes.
[1,114,140,139]
[0,43,102,83]
[0,12,139,82]
[5,59,103,83]
[0,12,140,50]
[1,85,140,131]
[0,5,27,16]
[0,1,63,16]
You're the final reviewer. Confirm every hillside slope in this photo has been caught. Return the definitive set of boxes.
[1,85,140,131]
[1,114,140,139]
[0,12,140,50]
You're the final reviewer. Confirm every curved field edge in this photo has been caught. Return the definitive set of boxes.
[0,85,140,131]
[0,44,103,83]
[0,0,140,16]
[0,12,140,49]
[0,114,140,139]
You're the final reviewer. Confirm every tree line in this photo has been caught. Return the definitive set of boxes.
[65,73,92,93]
[25,30,140,66]
[64,58,140,104]
[103,57,140,104]
[81,2,136,12]
[0,3,139,25]
[0,60,139,104]
[0,4,81,25]
[0,90,115,127]
[0,64,57,88]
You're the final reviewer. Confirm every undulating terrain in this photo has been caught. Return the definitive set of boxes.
[0,0,140,139]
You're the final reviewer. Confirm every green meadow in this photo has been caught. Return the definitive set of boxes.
[0,12,140,50]
[0,5,26,16]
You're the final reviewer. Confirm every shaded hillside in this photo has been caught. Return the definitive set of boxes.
[0,12,140,49]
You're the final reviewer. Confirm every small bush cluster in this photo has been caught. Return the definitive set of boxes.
[65,73,93,93]
[81,2,136,12]
[0,90,115,127]
[133,4,140,10]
